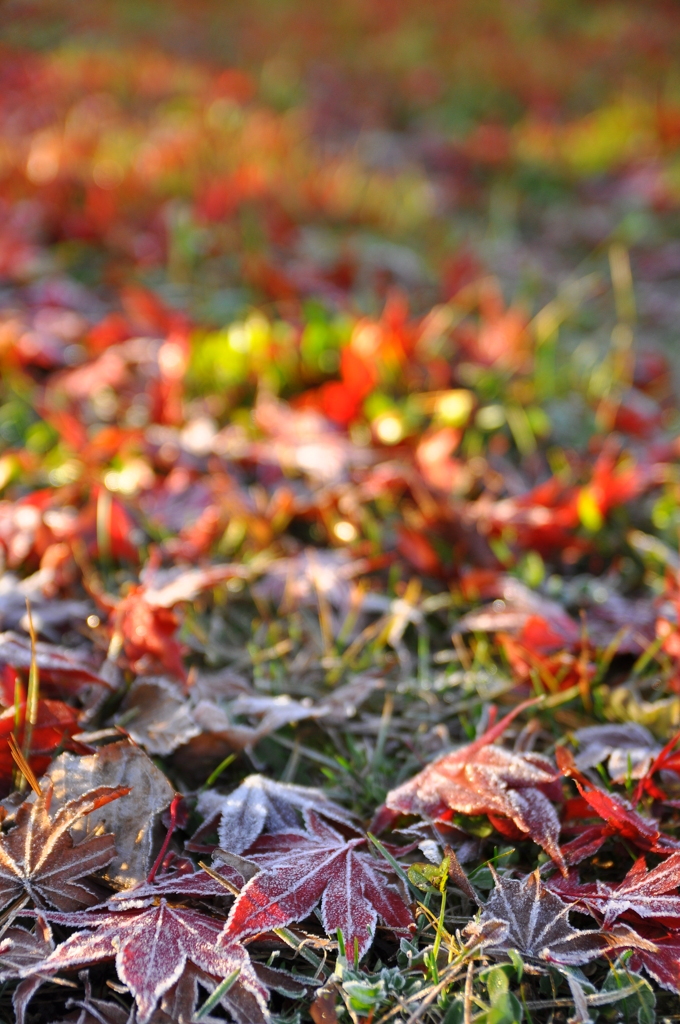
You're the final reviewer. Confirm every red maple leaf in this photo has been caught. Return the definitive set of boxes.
[633,728,680,804]
[113,587,186,680]
[627,929,680,993]
[223,812,413,958]
[556,746,680,858]
[380,699,566,871]
[548,854,680,926]
[0,632,110,692]
[28,901,268,1024]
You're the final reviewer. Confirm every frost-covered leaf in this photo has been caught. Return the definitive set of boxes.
[223,812,413,958]
[548,854,680,925]
[117,677,201,755]
[572,723,659,782]
[470,869,606,966]
[0,916,53,978]
[27,901,268,1024]
[0,632,109,690]
[190,693,327,751]
[197,774,355,855]
[110,863,244,905]
[627,931,680,993]
[0,918,54,1024]
[45,741,174,888]
[0,782,127,912]
[556,746,680,855]
[383,702,565,870]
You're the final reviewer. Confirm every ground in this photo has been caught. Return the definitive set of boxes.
[1,1,680,1022]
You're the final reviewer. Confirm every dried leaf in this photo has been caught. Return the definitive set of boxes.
[0,783,128,912]
[470,869,606,966]
[384,701,565,870]
[45,741,174,888]
[117,677,200,755]
[572,723,658,782]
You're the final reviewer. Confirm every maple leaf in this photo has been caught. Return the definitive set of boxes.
[382,700,566,871]
[223,812,413,958]
[109,862,244,904]
[627,930,680,993]
[28,901,268,1024]
[0,917,53,979]
[548,853,680,926]
[0,782,129,912]
[113,586,186,680]
[0,916,54,1024]
[468,869,607,966]
[0,632,110,691]
[196,774,356,855]
[556,746,680,857]
[633,728,680,804]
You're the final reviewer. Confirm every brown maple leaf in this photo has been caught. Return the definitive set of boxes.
[196,774,356,855]
[467,869,607,966]
[381,700,566,871]
[0,782,129,912]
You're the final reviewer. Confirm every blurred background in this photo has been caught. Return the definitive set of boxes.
[1,0,680,471]
[3,0,680,329]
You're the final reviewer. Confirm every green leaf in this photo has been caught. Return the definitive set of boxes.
[601,961,655,1024]
[343,978,386,1013]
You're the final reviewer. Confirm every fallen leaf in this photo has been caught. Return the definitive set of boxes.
[45,741,175,888]
[27,901,268,1024]
[572,723,659,782]
[628,930,680,993]
[556,746,680,856]
[470,869,606,965]
[548,853,680,926]
[109,862,244,904]
[0,916,53,978]
[223,811,413,958]
[0,916,54,1024]
[0,699,84,795]
[383,701,566,870]
[0,632,109,690]
[197,774,356,855]
[0,782,128,912]
[117,676,201,755]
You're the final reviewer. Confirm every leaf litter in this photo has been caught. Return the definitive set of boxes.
[3,2,680,1021]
